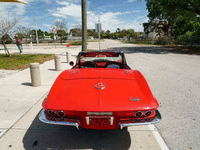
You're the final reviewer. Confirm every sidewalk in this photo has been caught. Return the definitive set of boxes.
[0,46,80,138]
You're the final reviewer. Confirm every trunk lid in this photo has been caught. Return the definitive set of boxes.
[44,69,158,111]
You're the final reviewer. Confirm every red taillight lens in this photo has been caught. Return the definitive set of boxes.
[145,110,152,117]
[57,111,65,117]
[135,111,143,117]
[48,110,56,116]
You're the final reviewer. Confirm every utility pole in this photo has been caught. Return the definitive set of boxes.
[34,19,39,46]
[81,0,87,51]
[98,17,101,50]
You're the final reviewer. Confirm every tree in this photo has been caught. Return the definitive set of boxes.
[15,33,24,39]
[1,34,13,44]
[175,16,200,44]
[0,16,20,56]
[171,0,200,15]
[54,20,67,32]
[87,29,98,37]
[145,0,200,44]
[57,30,67,44]
[116,28,121,33]
[70,25,82,36]
[45,31,51,36]
[54,20,68,44]
[37,29,44,38]
[128,29,137,38]
[16,25,31,38]
[104,30,111,39]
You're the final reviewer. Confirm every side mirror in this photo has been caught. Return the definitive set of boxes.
[69,61,74,66]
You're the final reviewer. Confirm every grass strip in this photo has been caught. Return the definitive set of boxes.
[0,54,55,70]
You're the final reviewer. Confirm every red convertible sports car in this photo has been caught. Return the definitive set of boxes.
[39,51,161,130]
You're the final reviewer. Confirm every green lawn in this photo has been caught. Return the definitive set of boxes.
[0,54,55,70]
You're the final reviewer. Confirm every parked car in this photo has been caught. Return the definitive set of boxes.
[39,51,161,130]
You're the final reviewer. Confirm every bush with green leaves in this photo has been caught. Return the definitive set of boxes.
[70,41,82,45]
[177,31,193,44]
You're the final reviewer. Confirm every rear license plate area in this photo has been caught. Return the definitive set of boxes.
[86,116,114,126]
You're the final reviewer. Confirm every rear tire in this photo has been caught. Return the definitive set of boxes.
[121,127,128,131]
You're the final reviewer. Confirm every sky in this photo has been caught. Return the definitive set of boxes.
[0,0,149,33]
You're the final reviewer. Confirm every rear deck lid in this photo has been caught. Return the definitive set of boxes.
[44,69,158,111]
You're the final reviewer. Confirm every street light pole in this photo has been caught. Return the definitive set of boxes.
[81,0,87,51]
[34,19,39,46]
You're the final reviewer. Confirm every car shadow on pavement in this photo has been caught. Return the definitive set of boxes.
[106,46,187,54]
[23,111,131,150]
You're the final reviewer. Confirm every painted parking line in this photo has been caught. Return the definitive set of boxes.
[0,129,7,138]
[148,125,169,150]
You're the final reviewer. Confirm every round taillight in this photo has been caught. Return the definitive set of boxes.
[48,110,56,116]
[145,110,152,116]
[135,111,143,117]
[57,111,65,117]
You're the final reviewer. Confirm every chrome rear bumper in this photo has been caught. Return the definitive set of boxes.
[39,109,161,130]
[38,109,79,129]
[120,110,161,129]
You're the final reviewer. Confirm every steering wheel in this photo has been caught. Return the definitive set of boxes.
[81,61,97,68]
[104,62,123,69]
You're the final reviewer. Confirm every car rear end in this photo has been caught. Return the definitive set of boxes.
[39,69,161,130]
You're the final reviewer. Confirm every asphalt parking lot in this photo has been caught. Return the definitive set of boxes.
[1,40,199,149]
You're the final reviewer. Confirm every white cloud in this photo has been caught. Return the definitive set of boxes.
[0,3,26,16]
[50,1,148,32]
[95,11,145,32]
[43,24,52,28]
[127,0,137,2]
[52,1,81,20]
[42,24,53,32]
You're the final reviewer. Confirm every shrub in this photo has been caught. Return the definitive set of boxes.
[154,38,168,45]
[177,31,193,44]
[70,41,82,45]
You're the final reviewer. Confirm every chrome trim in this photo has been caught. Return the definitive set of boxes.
[134,111,143,117]
[95,83,106,90]
[110,117,114,125]
[145,110,152,117]
[86,116,90,125]
[130,97,140,101]
[87,112,113,115]
[57,110,65,117]
[39,109,79,129]
[120,110,161,129]
[48,110,56,116]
